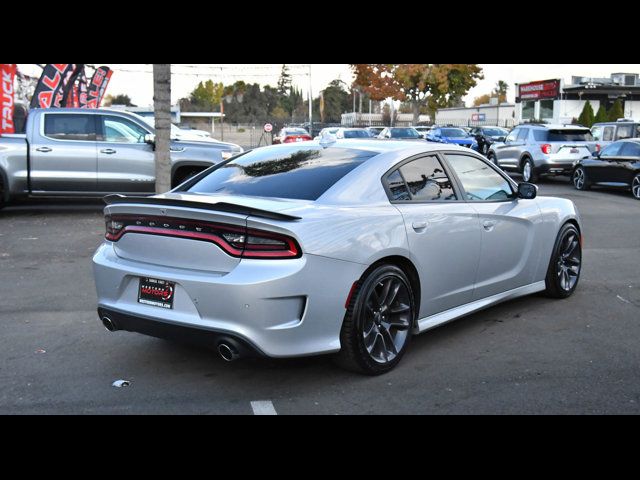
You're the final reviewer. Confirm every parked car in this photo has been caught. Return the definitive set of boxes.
[469,126,510,155]
[426,127,477,149]
[572,138,640,200]
[413,126,433,138]
[334,128,371,139]
[314,127,340,140]
[378,127,423,140]
[591,120,640,152]
[487,124,595,183]
[366,126,385,137]
[0,108,243,209]
[272,127,313,144]
[94,139,583,374]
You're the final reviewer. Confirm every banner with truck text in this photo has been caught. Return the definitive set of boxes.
[1,64,17,134]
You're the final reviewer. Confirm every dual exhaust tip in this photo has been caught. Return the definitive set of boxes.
[102,315,241,362]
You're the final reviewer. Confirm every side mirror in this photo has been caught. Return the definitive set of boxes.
[593,150,601,158]
[144,133,156,145]
[517,182,538,200]
[498,136,506,142]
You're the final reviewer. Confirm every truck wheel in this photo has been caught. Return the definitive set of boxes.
[522,158,539,183]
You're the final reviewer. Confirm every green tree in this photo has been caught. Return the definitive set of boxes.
[320,80,350,123]
[577,100,595,127]
[352,64,484,124]
[594,103,608,123]
[277,64,292,96]
[494,80,509,99]
[104,94,135,107]
[189,80,224,111]
[608,99,624,121]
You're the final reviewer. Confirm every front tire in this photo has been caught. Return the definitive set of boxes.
[572,166,590,191]
[522,158,539,183]
[335,264,416,375]
[487,151,498,166]
[632,174,640,200]
[544,223,582,299]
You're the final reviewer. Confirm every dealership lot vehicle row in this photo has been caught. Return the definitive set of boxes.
[0,179,638,414]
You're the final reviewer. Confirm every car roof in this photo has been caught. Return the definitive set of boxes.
[518,123,590,130]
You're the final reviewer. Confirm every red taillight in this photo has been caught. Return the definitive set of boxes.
[541,143,552,155]
[283,136,295,143]
[595,143,601,152]
[104,215,301,259]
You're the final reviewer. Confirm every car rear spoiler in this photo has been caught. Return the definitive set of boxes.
[103,194,302,221]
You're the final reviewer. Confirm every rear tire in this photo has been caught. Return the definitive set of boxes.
[632,174,640,200]
[487,152,498,166]
[335,264,416,375]
[0,178,6,211]
[521,158,539,183]
[544,223,582,299]
[572,166,590,191]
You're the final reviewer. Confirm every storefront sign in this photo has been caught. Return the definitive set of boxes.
[518,79,561,101]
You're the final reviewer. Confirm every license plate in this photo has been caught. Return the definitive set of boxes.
[296,137,303,142]
[570,148,579,153]
[138,277,175,309]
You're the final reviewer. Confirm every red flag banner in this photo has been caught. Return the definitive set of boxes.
[87,66,112,108]
[30,64,77,109]
[1,64,17,134]
[60,64,85,107]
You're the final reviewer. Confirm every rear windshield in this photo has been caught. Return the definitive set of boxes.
[343,130,370,138]
[187,146,377,201]
[441,128,468,138]
[535,129,593,142]
[284,128,309,135]
[390,128,420,138]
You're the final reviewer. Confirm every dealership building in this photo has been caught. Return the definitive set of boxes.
[516,73,640,124]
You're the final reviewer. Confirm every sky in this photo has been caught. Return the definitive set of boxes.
[16,64,640,108]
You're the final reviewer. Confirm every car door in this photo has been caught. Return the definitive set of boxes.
[30,112,98,193]
[588,141,624,183]
[386,155,482,317]
[96,114,155,194]
[615,142,640,185]
[493,128,520,168]
[443,152,542,300]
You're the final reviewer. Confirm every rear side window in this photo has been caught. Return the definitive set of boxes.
[616,124,634,140]
[386,156,456,202]
[547,129,593,142]
[620,142,640,157]
[533,130,548,141]
[44,114,97,141]
[187,146,376,201]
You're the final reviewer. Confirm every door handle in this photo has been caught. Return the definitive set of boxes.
[412,221,428,231]
[483,220,496,231]
[100,149,117,155]
[36,147,52,153]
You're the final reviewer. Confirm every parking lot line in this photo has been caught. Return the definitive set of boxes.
[251,400,277,415]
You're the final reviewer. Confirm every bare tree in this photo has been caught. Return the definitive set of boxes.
[153,64,172,193]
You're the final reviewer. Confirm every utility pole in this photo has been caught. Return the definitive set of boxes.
[153,64,172,193]
[308,64,313,136]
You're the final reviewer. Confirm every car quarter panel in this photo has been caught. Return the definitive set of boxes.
[532,196,582,281]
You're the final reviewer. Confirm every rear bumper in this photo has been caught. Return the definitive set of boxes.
[97,306,263,357]
[535,162,575,175]
[92,243,366,358]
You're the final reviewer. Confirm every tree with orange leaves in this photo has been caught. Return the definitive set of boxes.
[351,64,483,124]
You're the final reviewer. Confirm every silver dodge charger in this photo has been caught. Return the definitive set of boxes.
[93,138,583,375]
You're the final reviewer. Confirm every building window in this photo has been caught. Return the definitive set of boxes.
[540,100,554,119]
[522,101,535,120]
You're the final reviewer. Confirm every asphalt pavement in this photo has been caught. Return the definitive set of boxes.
[0,180,638,414]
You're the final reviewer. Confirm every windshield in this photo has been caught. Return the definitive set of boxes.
[441,128,468,138]
[343,130,370,138]
[187,146,377,201]
[285,128,309,135]
[390,128,420,138]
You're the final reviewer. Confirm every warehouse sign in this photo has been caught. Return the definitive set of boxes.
[517,79,561,102]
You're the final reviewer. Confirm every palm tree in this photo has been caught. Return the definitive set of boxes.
[153,64,172,193]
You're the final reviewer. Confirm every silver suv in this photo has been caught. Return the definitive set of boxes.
[487,124,595,182]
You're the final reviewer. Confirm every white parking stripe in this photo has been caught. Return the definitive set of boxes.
[251,400,277,415]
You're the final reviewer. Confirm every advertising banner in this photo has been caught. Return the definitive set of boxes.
[60,64,85,107]
[517,79,561,102]
[87,66,112,108]
[30,64,77,109]
[1,63,17,134]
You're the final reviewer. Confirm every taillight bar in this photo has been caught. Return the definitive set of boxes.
[541,143,552,155]
[105,214,301,259]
